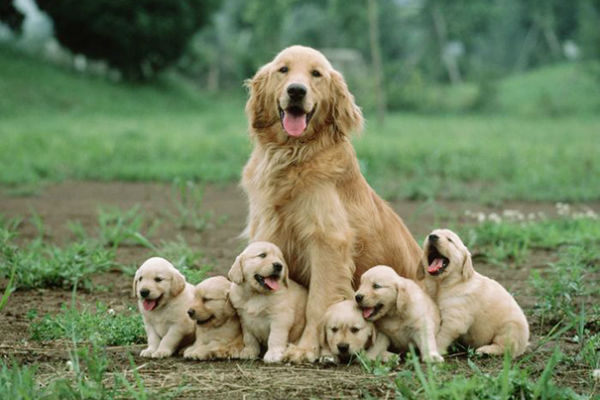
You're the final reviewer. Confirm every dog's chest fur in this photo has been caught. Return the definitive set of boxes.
[230,290,276,345]
[376,316,416,350]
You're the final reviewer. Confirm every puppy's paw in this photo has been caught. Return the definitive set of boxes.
[378,351,397,363]
[139,348,155,358]
[423,352,444,363]
[475,344,503,356]
[239,346,260,360]
[151,349,173,359]
[318,354,337,364]
[183,347,208,360]
[283,344,318,363]
[263,348,284,363]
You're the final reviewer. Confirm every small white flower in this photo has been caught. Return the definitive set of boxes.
[477,213,486,223]
[488,213,502,223]
[528,213,536,221]
[593,369,600,381]
[66,361,74,371]
[108,308,116,316]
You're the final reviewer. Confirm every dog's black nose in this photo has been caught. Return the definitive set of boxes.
[287,83,306,101]
[428,234,439,242]
[140,289,150,298]
[337,343,350,354]
[272,262,283,273]
[187,309,195,317]
[355,294,364,304]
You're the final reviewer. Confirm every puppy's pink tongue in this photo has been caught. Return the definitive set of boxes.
[362,307,374,319]
[282,112,306,137]
[428,258,444,274]
[264,277,280,291]
[143,299,157,311]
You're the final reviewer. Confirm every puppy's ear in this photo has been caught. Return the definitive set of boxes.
[416,254,426,280]
[132,270,139,298]
[366,323,376,350]
[318,317,328,350]
[329,70,363,135]
[281,261,289,288]
[224,292,236,317]
[461,250,474,281]
[228,255,244,284]
[395,280,407,313]
[170,269,186,297]
[245,64,274,131]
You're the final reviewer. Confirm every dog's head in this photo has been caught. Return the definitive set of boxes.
[319,300,376,363]
[228,241,289,293]
[245,45,363,143]
[418,229,473,281]
[133,257,186,312]
[355,265,407,321]
[187,276,235,328]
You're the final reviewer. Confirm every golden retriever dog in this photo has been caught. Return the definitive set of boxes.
[242,45,422,362]
[419,229,529,357]
[228,242,307,363]
[355,265,443,362]
[319,300,391,364]
[183,276,244,360]
[134,257,195,358]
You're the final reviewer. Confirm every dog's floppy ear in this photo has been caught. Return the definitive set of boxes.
[395,279,407,313]
[245,64,274,131]
[224,291,236,317]
[170,268,186,297]
[132,270,140,298]
[461,249,474,281]
[329,70,363,135]
[318,316,329,350]
[416,253,426,280]
[281,260,289,288]
[228,255,244,284]
[366,323,377,350]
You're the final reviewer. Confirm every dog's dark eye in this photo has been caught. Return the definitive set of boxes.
[138,277,142,281]
[202,297,210,302]
[373,283,381,289]
[350,327,360,334]
[331,327,338,333]
[279,66,288,73]
[448,238,454,244]
[258,253,267,258]
[154,277,162,283]
[311,69,321,77]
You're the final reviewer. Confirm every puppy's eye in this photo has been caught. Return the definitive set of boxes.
[138,277,142,281]
[373,283,381,289]
[350,327,360,334]
[202,297,210,302]
[154,277,162,283]
[258,253,267,258]
[448,238,454,244]
[331,327,338,333]
[279,66,288,73]
[311,69,321,77]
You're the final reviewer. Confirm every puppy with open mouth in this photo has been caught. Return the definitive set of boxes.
[355,265,443,362]
[420,229,530,357]
[134,257,195,358]
[183,276,244,360]
[228,242,307,363]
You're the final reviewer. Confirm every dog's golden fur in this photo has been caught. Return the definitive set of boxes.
[356,265,443,362]
[420,229,529,357]
[242,45,421,362]
[228,242,307,363]
[134,257,195,358]
[183,276,244,360]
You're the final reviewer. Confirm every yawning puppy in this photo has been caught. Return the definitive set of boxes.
[355,265,443,362]
[228,242,307,363]
[183,276,244,360]
[319,300,390,363]
[420,229,529,357]
[134,257,195,358]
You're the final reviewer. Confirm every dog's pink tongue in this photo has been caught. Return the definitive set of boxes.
[143,299,157,311]
[264,277,280,291]
[362,307,374,319]
[428,258,444,274]
[282,112,306,137]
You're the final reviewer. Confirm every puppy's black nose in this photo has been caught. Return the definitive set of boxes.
[287,83,306,101]
[428,234,439,242]
[187,309,195,318]
[355,294,364,304]
[337,343,350,354]
[272,262,283,273]
[140,289,150,298]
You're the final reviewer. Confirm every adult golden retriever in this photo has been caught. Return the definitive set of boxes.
[242,45,421,362]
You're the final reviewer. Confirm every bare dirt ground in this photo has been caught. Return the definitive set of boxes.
[0,182,596,398]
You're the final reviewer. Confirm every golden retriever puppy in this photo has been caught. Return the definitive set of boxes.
[134,257,195,358]
[228,242,307,363]
[319,300,391,364]
[242,45,422,362]
[355,265,443,362]
[183,276,244,360]
[419,229,529,357]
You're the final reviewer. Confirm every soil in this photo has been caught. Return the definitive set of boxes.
[0,182,597,399]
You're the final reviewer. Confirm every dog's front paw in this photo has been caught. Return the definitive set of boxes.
[423,352,444,363]
[239,346,260,360]
[139,348,155,358]
[283,344,318,363]
[263,348,284,363]
[151,349,173,359]
[318,354,337,364]
[183,347,208,360]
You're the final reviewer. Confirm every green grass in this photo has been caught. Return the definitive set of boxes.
[1,45,600,202]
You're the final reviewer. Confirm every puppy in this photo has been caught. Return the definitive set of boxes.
[228,242,307,363]
[319,300,390,363]
[356,265,443,362]
[183,276,244,360]
[134,257,195,358]
[419,229,529,357]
